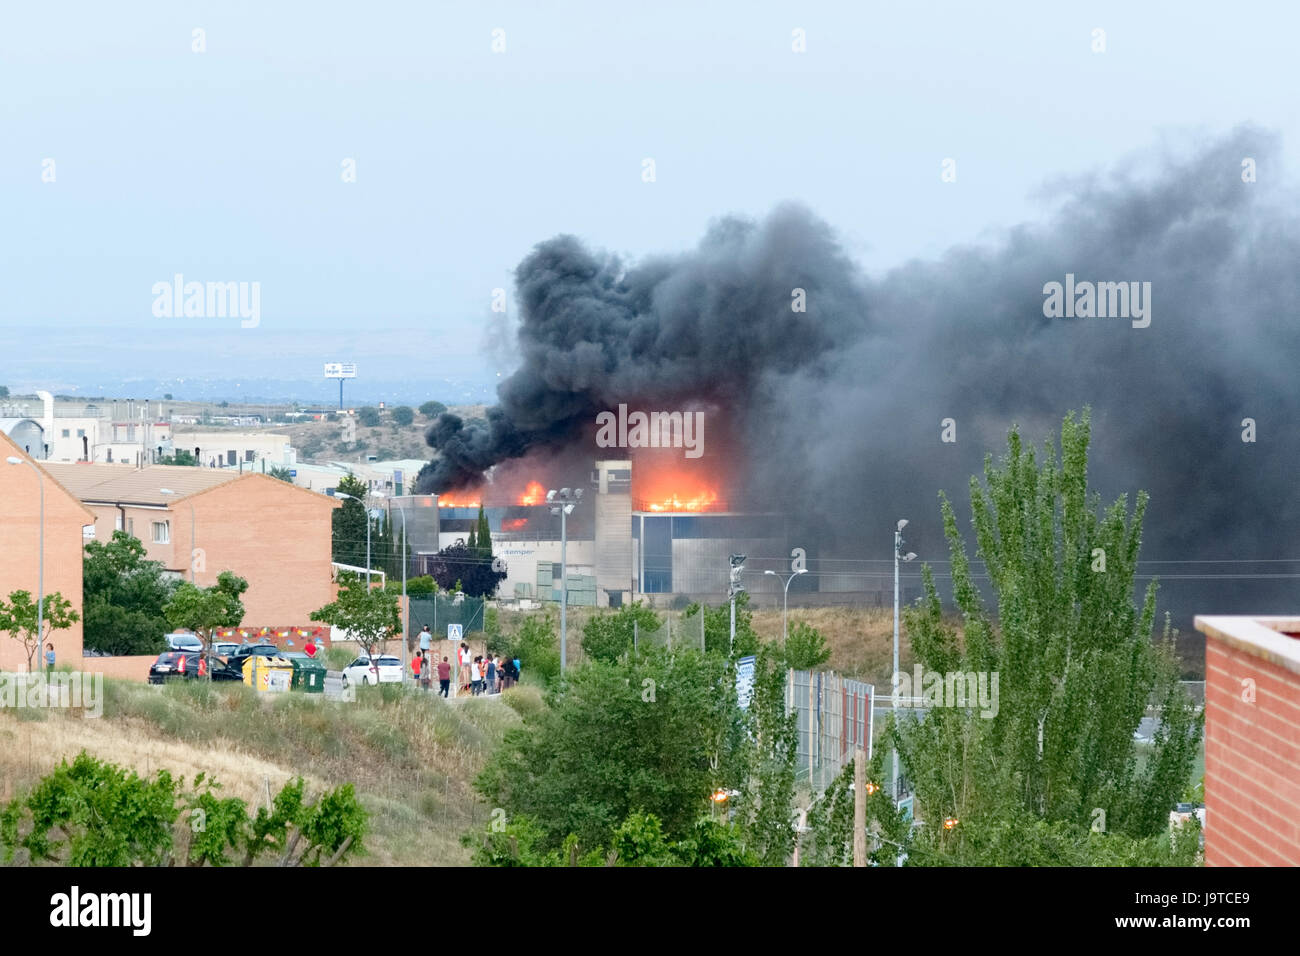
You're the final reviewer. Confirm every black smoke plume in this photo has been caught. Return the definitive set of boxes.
[419,125,1300,633]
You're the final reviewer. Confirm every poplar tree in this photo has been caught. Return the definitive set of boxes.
[882,409,1201,864]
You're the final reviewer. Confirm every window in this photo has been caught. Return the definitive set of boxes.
[244,449,255,462]
[152,521,170,543]
[76,429,85,438]
[126,518,134,536]
[115,515,122,531]
[61,429,70,438]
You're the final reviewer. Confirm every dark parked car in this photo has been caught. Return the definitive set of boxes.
[148,651,243,684]
[224,642,283,669]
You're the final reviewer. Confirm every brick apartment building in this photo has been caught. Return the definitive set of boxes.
[41,463,340,624]
[0,432,95,671]
[1194,614,1300,866]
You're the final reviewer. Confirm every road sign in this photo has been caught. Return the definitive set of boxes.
[447,623,463,641]
[324,363,357,378]
[289,469,297,477]
[735,655,757,710]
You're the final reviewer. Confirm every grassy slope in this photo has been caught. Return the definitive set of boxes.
[0,677,542,866]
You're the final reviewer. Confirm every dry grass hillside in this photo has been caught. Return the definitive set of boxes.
[0,676,537,866]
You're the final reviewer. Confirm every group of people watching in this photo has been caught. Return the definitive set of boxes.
[410,626,520,697]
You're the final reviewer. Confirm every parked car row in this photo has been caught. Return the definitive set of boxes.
[148,651,244,684]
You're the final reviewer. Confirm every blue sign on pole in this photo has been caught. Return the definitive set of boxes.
[735,655,757,710]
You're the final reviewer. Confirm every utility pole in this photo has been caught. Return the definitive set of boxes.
[728,554,746,656]
[854,748,867,866]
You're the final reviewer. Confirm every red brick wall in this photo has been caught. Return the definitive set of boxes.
[185,474,338,625]
[0,439,91,671]
[1204,637,1300,865]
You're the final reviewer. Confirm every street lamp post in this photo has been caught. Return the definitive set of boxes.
[158,489,196,582]
[7,457,44,672]
[395,505,408,676]
[764,567,807,645]
[892,519,917,801]
[547,488,583,673]
[331,491,371,586]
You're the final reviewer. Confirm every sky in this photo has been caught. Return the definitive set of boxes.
[2,0,1298,403]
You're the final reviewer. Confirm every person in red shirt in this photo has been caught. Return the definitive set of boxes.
[436,656,452,698]
[304,637,318,658]
[411,652,423,685]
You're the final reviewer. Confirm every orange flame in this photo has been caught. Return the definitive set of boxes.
[437,491,482,508]
[501,517,528,531]
[517,480,545,506]
[645,489,719,512]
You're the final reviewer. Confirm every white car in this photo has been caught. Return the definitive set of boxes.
[166,633,203,653]
[341,655,403,687]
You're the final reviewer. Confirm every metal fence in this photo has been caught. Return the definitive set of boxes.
[406,594,486,641]
[786,670,875,794]
[631,608,707,653]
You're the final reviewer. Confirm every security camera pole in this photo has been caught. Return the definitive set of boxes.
[728,553,747,656]
[548,487,583,673]
[893,519,917,802]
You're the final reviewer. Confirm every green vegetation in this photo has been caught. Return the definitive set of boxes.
[580,601,661,663]
[357,406,381,427]
[391,406,415,426]
[310,572,400,664]
[0,752,365,867]
[782,621,831,670]
[159,449,198,466]
[0,590,79,671]
[83,531,177,656]
[162,571,248,658]
[330,473,369,568]
[811,410,1203,866]
[418,400,446,419]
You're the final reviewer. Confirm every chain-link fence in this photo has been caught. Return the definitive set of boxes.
[786,670,876,795]
[406,594,486,644]
[631,606,708,653]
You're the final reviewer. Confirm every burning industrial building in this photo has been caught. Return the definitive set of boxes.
[414,125,1300,626]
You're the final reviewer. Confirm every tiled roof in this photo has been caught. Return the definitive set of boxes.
[38,463,241,505]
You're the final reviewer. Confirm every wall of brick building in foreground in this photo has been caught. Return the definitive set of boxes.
[1204,636,1300,866]
[0,435,93,672]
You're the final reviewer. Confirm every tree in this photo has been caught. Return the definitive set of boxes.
[309,572,400,679]
[356,406,381,428]
[162,571,248,663]
[426,542,505,598]
[580,601,661,663]
[82,531,177,656]
[782,621,831,670]
[744,643,799,865]
[0,385,10,398]
[875,410,1201,865]
[159,449,198,466]
[418,401,446,420]
[0,752,366,867]
[0,590,79,672]
[391,406,414,427]
[475,648,750,853]
[684,591,759,659]
[163,393,173,400]
[330,474,369,568]
[268,465,293,483]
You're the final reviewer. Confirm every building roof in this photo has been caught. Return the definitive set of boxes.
[38,462,241,506]
[0,431,96,522]
[1195,615,1300,678]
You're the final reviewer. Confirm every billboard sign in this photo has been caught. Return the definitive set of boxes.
[324,363,357,379]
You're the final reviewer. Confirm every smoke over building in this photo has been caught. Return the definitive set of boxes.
[417,125,1300,630]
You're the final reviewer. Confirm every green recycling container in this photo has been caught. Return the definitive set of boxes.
[282,652,327,693]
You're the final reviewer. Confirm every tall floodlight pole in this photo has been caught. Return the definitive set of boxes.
[8,457,44,672]
[764,567,807,645]
[728,554,747,656]
[396,505,408,676]
[547,487,583,673]
[158,489,196,582]
[893,519,917,801]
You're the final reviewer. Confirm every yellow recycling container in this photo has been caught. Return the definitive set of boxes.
[242,654,295,693]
